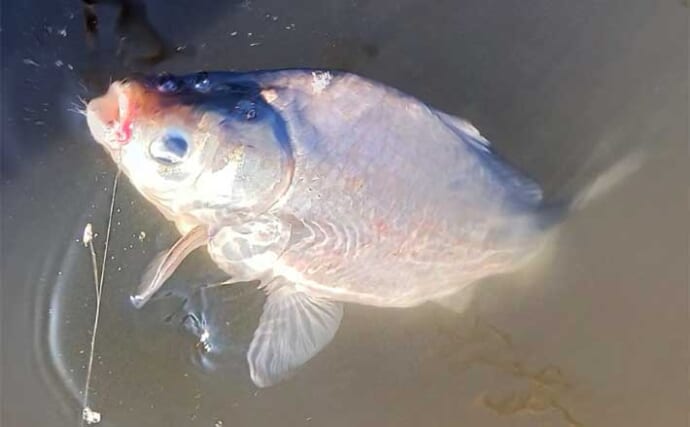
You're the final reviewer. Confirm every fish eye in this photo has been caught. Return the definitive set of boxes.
[149,132,189,164]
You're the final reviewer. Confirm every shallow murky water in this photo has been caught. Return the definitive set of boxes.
[2,0,687,426]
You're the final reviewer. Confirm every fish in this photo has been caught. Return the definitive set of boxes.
[85,69,639,387]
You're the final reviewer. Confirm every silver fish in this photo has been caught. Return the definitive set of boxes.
[85,69,635,387]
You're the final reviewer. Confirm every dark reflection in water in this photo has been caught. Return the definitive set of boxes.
[176,281,264,372]
[2,0,687,426]
[82,0,167,65]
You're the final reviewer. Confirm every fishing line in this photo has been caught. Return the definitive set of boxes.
[80,168,121,426]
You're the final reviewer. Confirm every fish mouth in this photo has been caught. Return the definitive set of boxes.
[86,81,141,149]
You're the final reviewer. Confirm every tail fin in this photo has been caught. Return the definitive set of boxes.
[568,151,645,213]
[537,151,645,231]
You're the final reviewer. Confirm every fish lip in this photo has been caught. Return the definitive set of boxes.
[85,81,141,150]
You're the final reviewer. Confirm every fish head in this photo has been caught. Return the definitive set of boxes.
[86,72,294,225]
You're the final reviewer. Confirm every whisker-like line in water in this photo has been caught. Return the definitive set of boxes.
[79,168,121,426]
[68,106,87,117]
[68,96,88,117]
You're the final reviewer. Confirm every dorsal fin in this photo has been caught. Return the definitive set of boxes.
[437,112,491,151]
[439,112,543,206]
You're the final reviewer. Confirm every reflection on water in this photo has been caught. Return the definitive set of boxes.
[179,280,264,372]
[82,0,167,65]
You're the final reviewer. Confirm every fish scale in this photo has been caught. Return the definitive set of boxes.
[260,72,541,306]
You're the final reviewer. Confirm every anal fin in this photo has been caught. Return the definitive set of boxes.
[248,281,343,387]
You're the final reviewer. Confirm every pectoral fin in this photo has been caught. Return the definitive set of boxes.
[131,226,208,308]
[248,283,343,387]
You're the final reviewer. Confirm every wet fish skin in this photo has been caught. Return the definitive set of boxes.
[86,69,551,387]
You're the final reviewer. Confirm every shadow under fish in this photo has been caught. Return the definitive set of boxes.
[83,69,642,387]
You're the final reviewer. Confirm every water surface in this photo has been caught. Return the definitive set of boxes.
[1,0,687,426]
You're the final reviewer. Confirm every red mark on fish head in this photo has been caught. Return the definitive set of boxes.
[112,83,136,145]
[114,119,133,145]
